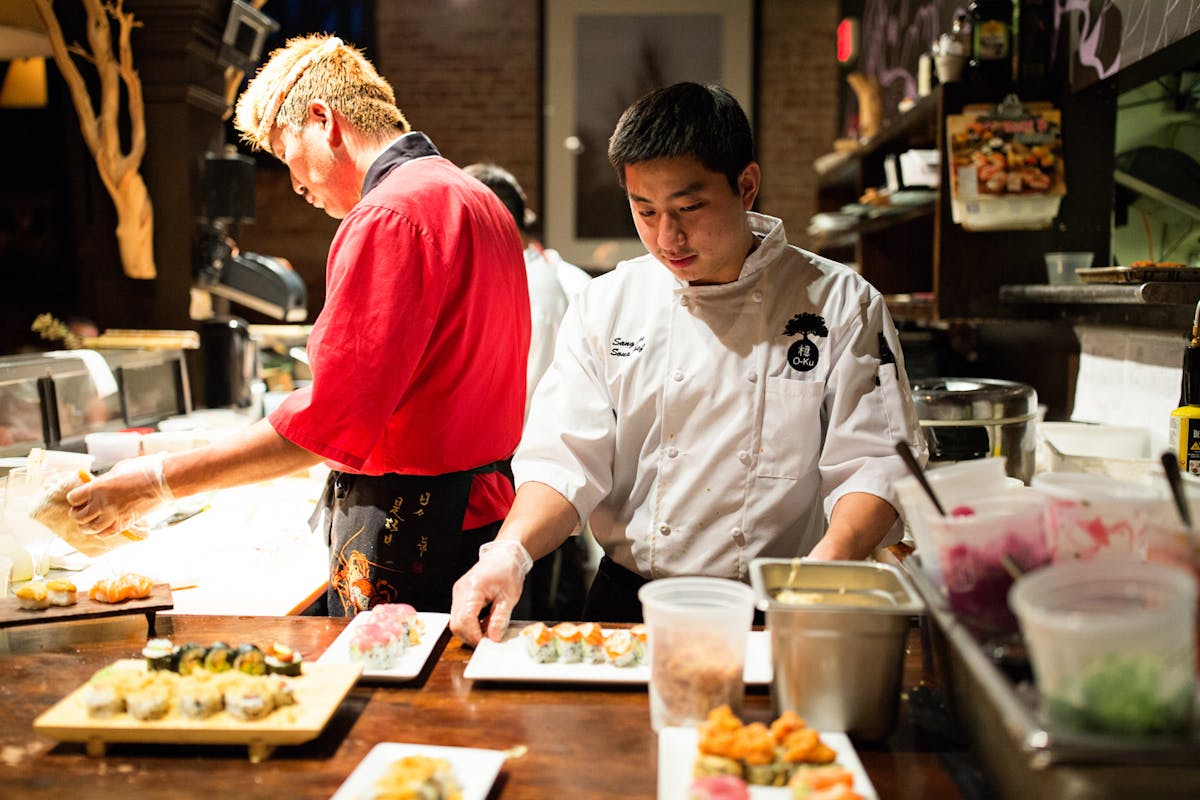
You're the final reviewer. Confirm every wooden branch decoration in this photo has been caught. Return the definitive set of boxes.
[31,0,156,280]
[221,0,269,121]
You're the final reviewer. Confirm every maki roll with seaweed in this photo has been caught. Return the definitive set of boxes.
[203,642,234,672]
[232,643,267,675]
[142,638,175,671]
[265,642,303,677]
[175,643,207,675]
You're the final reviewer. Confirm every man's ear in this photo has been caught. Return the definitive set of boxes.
[739,162,761,210]
[310,99,342,147]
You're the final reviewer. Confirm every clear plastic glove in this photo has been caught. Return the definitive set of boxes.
[66,452,174,539]
[450,539,533,647]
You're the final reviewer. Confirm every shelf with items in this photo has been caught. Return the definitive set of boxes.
[998,281,1200,329]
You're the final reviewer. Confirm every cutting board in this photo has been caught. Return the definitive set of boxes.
[0,582,173,635]
[34,659,363,762]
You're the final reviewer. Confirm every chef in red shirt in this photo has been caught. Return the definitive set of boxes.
[68,35,531,615]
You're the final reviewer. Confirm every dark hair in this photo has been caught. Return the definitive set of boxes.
[607,82,754,192]
[462,162,536,233]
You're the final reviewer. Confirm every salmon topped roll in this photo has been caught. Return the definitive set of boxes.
[577,622,606,664]
[603,629,639,667]
[552,622,584,663]
[520,622,557,663]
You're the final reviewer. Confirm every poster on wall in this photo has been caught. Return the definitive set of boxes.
[946,95,1065,231]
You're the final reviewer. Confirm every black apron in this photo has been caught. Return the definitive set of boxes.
[311,461,511,616]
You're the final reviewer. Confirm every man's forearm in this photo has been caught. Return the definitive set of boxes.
[809,491,898,561]
[162,418,323,498]
[496,480,581,560]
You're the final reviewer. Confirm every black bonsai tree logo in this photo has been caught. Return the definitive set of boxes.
[783,312,828,372]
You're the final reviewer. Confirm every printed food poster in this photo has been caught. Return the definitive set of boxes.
[946,98,1065,230]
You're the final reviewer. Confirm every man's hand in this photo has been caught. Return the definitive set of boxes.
[66,453,174,539]
[450,539,533,646]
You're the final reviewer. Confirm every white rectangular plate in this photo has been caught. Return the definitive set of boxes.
[330,742,506,800]
[657,725,878,800]
[463,625,771,685]
[316,612,450,682]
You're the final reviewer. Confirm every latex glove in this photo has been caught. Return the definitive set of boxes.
[66,452,174,539]
[450,539,533,647]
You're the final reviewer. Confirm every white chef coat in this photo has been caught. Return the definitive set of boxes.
[523,245,571,420]
[514,212,925,581]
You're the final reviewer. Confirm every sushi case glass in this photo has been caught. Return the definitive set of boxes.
[638,577,755,732]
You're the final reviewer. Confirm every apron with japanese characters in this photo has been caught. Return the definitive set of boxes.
[311,461,511,616]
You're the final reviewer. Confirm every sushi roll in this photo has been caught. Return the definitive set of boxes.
[629,624,648,664]
[45,579,78,607]
[349,621,398,670]
[552,622,584,663]
[223,676,276,720]
[126,684,172,721]
[203,642,234,673]
[142,638,175,671]
[267,676,296,709]
[232,643,267,675]
[175,643,207,675]
[83,678,126,717]
[603,629,639,667]
[265,642,303,677]
[177,674,223,719]
[520,622,557,663]
[578,622,606,664]
[15,582,49,611]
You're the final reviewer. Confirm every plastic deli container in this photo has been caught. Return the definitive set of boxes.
[1031,471,1164,563]
[1010,561,1197,738]
[928,493,1050,634]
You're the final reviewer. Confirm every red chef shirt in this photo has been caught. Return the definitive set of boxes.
[270,134,530,529]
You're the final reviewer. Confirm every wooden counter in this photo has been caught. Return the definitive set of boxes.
[0,614,969,799]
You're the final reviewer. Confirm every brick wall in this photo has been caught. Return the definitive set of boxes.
[240,0,840,317]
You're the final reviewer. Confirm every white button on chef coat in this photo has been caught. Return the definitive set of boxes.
[515,212,924,582]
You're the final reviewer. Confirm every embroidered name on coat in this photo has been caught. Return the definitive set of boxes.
[783,312,829,372]
[610,336,646,357]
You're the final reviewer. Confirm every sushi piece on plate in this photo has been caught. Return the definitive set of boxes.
[232,643,267,675]
[45,579,78,607]
[373,755,462,800]
[689,775,751,800]
[520,622,557,663]
[629,623,648,664]
[603,629,639,667]
[203,642,235,673]
[223,675,276,720]
[177,673,223,719]
[349,621,400,670]
[552,622,584,663]
[15,582,49,610]
[142,638,175,671]
[126,683,173,721]
[578,622,606,664]
[265,642,303,677]
[175,643,207,675]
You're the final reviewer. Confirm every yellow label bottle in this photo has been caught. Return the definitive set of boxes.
[1169,404,1200,475]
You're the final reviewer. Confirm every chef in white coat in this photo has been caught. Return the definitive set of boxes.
[451,82,925,644]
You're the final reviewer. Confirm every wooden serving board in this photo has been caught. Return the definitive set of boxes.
[0,583,173,635]
[34,659,364,762]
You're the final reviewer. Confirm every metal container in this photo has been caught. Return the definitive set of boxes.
[895,553,1200,799]
[749,559,924,740]
[911,377,1038,484]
